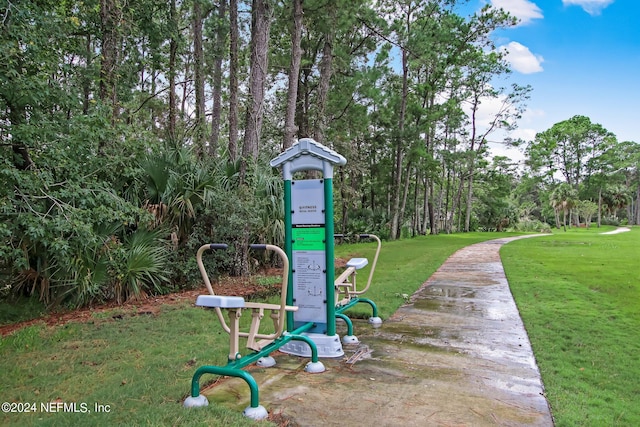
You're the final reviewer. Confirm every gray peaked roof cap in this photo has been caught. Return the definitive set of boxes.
[269,138,346,180]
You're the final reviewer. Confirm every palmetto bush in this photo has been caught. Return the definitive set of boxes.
[111,229,171,304]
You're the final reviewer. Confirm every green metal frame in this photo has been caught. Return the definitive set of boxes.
[188,322,318,409]
[335,297,379,319]
[324,177,336,336]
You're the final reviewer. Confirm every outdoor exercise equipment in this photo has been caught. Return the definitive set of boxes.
[270,138,382,358]
[184,138,382,419]
[183,243,325,420]
[333,233,383,345]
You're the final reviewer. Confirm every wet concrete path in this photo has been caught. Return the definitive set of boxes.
[205,235,554,426]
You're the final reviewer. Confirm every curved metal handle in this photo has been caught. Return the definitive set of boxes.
[209,243,228,250]
[356,234,381,294]
[249,243,290,339]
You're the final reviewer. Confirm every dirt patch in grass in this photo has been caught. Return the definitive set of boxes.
[0,269,284,337]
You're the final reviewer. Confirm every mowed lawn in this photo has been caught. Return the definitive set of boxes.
[501,226,640,426]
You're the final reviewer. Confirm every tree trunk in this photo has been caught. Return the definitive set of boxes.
[397,162,412,238]
[597,187,602,228]
[192,0,206,157]
[412,169,420,236]
[237,0,272,275]
[296,69,311,138]
[464,100,480,233]
[168,0,178,142]
[282,0,303,150]
[389,47,409,240]
[180,58,190,118]
[209,0,227,156]
[421,177,429,235]
[428,183,437,235]
[82,34,92,115]
[241,0,272,181]
[312,7,335,144]
[228,0,239,162]
[451,169,465,233]
[464,168,474,232]
[99,0,120,124]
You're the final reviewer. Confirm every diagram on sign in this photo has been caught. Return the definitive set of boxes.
[292,251,326,323]
[306,259,322,270]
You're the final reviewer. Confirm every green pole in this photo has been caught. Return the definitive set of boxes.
[324,177,336,336]
[283,179,294,331]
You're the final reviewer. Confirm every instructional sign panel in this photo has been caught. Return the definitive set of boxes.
[292,227,325,251]
[291,179,325,225]
[289,179,328,330]
[292,251,326,323]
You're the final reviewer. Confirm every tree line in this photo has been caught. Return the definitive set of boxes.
[2,0,638,308]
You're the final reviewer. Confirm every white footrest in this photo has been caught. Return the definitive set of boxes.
[346,258,368,269]
[196,295,246,308]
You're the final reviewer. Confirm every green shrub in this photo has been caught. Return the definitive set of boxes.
[513,218,552,233]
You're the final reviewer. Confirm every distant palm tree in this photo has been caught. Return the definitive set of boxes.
[550,184,578,231]
[602,185,631,219]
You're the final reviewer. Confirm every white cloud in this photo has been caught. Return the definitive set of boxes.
[499,41,544,74]
[562,0,614,16]
[472,95,510,130]
[509,127,538,142]
[462,92,517,135]
[490,0,543,25]
[488,143,526,165]
[519,108,546,125]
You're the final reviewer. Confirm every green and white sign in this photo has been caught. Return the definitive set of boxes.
[270,138,347,356]
[292,227,325,251]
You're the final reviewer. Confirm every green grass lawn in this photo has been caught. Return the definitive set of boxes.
[0,304,264,427]
[501,226,640,426]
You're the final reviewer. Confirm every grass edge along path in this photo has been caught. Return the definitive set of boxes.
[501,226,640,427]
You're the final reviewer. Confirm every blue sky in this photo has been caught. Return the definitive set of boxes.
[476,0,639,148]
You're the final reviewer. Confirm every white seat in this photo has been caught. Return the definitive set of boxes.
[196,295,246,308]
[346,258,368,270]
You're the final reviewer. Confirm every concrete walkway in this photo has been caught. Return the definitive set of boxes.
[600,226,631,235]
[205,236,554,426]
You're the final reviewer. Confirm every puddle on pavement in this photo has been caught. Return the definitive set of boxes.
[410,298,488,320]
[421,285,477,299]
[365,321,461,348]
